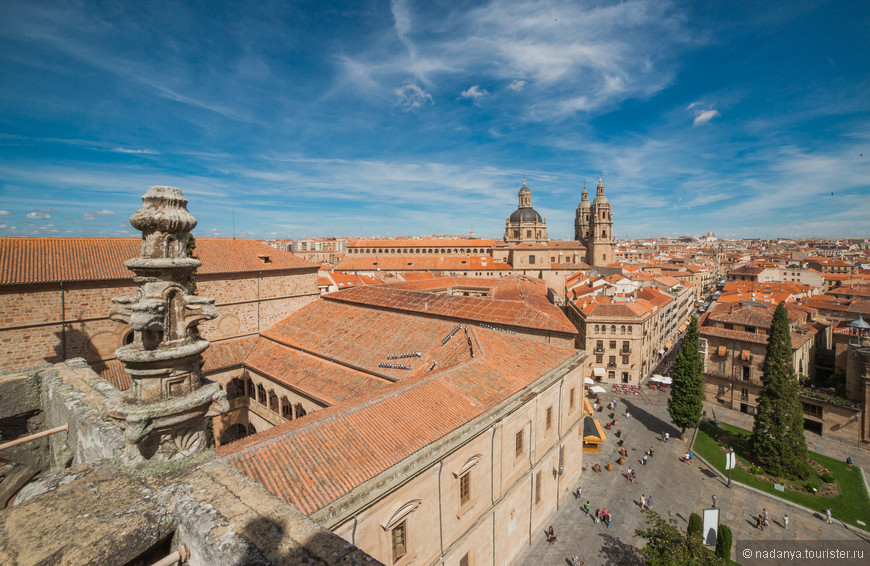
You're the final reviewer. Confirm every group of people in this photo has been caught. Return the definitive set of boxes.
[682,451,694,463]
[626,467,636,484]
[639,494,653,511]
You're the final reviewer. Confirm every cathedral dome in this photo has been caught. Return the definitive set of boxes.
[509,207,544,223]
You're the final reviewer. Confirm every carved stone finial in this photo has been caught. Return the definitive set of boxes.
[105,186,227,466]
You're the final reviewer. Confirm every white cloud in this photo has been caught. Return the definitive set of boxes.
[507,80,526,91]
[693,109,720,126]
[0,224,6,229]
[394,83,433,110]
[110,147,159,155]
[0,210,9,215]
[82,209,117,221]
[460,85,489,100]
[25,211,51,219]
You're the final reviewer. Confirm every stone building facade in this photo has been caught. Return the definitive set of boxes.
[0,237,320,374]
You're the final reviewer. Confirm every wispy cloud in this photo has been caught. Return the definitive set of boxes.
[25,211,51,219]
[693,109,720,126]
[395,83,433,110]
[507,80,527,91]
[460,85,489,101]
[0,210,9,216]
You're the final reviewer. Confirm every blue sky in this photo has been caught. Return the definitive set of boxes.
[1,0,868,240]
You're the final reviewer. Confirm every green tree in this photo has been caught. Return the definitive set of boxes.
[715,524,732,562]
[750,302,811,479]
[635,511,726,566]
[668,315,705,436]
[687,513,704,539]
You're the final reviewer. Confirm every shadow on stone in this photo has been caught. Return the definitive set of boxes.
[620,399,679,439]
[596,532,644,566]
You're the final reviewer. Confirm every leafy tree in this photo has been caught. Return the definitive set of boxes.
[751,302,811,479]
[687,513,704,539]
[668,315,705,436]
[635,510,726,566]
[715,524,732,562]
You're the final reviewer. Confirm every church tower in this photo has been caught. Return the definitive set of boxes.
[504,179,548,244]
[574,183,591,241]
[587,176,614,267]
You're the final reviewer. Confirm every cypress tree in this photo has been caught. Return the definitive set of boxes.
[668,315,705,436]
[750,302,810,479]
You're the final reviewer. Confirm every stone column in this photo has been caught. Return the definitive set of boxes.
[104,186,228,466]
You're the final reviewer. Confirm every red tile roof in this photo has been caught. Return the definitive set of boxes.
[322,279,577,335]
[333,255,512,272]
[349,238,497,248]
[0,238,317,285]
[219,320,583,515]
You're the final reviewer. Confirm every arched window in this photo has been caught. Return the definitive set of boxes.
[247,380,256,398]
[219,423,249,445]
[227,378,245,400]
[247,424,257,435]
[621,325,626,333]
[123,331,135,345]
[257,384,266,405]
[611,325,616,333]
[594,325,600,332]
[268,389,279,412]
[602,229,606,237]
[295,403,307,418]
[473,248,478,253]
[627,325,633,332]
[281,396,292,420]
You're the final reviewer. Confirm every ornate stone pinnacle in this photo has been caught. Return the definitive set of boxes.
[105,186,227,466]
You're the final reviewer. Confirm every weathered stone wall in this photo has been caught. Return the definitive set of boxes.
[0,270,318,374]
[0,367,47,471]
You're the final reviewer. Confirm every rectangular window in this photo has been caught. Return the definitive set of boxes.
[459,471,471,505]
[391,521,407,562]
[595,354,603,363]
[546,406,553,430]
[515,430,524,458]
[742,366,750,381]
[610,340,617,349]
[569,387,576,410]
[622,355,629,365]
[529,255,536,264]
[718,361,726,374]
[596,340,604,351]
[608,356,616,367]
[535,471,542,504]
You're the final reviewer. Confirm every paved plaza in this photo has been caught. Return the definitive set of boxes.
[515,387,870,566]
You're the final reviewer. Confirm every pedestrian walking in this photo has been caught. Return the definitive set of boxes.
[575,486,582,499]
[784,514,789,530]
[594,509,600,524]
[825,508,833,524]
[763,508,769,527]
[584,501,590,515]
[547,525,557,543]
[605,511,612,527]
[642,454,648,465]
[648,446,655,457]
[646,496,653,510]
[640,494,647,511]
[665,432,669,443]
[661,431,665,442]
[572,553,582,566]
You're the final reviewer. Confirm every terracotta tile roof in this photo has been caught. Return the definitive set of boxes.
[349,238,496,248]
[728,265,766,276]
[333,255,512,272]
[322,280,577,335]
[219,323,583,515]
[398,272,437,281]
[0,237,317,285]
[96,336,259,391]
[260,299,478,382]
[245,337,392,404]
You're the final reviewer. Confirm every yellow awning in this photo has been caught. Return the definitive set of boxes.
[717,345,727,357]
[678,324,687,333]
[583,397,595,417]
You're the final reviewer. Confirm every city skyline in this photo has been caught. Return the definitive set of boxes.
[1,0,868,240]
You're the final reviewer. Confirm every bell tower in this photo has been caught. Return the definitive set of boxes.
[587,176,614,267]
